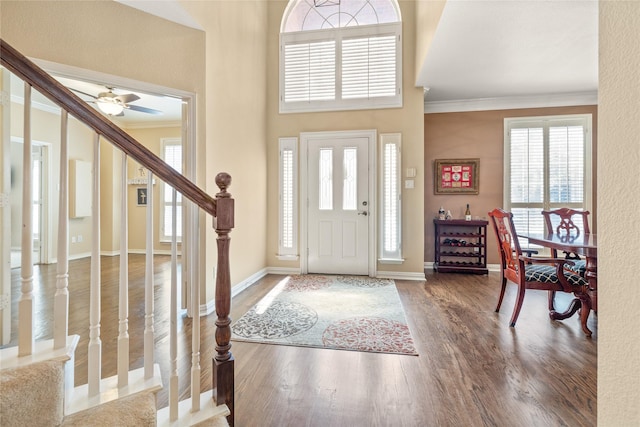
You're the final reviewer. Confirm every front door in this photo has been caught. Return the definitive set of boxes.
[307,135,370,274]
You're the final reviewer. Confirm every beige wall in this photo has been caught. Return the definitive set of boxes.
[266,0,426,275]
[415,0,447,83]
[424,105,598,265]
[124,127,182,253]
[181,1,269,295]
[9,101,95,260]
[599,2,640,425]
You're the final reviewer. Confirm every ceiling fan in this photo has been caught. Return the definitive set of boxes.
[71,86,163,117]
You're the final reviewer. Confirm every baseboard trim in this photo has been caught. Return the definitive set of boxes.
[377,271,426,281]
[265,266,302,276]
[127,249,177,256]
[201,268,271,316]
[423,262,501,272]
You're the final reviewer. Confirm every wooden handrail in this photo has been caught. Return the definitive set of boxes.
[0,38,216,217]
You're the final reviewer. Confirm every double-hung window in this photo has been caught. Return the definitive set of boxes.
[280,0,402,113]
[160,138,182,242]
[504,114,593,248]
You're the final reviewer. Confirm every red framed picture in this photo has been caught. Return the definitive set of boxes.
[434,158,480,195]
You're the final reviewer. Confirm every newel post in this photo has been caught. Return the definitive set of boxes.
[213,172,235,426]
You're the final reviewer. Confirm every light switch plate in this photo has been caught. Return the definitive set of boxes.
[405,179,414,189]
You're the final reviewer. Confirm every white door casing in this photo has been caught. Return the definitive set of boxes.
[301,130,376,276]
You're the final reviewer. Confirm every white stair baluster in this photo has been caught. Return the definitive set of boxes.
[169,187,178,421]
[18,82,33,357]
[54,110,69,350]
[118,152,129,388]
[88,133,101,396]
[144,171,155,379]
[191,203,201,413]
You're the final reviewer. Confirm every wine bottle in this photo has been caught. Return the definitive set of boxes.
[465,204,471,221]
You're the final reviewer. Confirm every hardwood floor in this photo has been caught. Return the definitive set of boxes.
[5,256,597,426]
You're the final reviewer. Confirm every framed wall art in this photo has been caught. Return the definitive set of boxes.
[434,158,480,195]
[137,187,148,206]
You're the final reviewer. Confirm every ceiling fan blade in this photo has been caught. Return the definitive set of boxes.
[116,93,140,104]
[126,104,163,115]
[69,87,98,99]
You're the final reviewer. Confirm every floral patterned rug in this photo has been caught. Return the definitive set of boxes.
[231,275,418,355]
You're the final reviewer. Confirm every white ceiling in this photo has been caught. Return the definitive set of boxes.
[10,69,183,128]
[418,0,598,112]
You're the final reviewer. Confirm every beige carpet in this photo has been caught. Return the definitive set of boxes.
[0,359,65,427]
[62,392,157,427]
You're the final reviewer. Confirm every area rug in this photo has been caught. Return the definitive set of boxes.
[231,275,418,355]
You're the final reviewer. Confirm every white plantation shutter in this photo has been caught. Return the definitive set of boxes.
[284,41,336,102]
[505,116,592,249]
[278,137,298,259]
[549,125,584,204]
[380,133,402,260]
[280,22,402,113]
[342,35,396,99]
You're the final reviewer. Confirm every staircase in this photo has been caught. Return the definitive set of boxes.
[0,39,235,426]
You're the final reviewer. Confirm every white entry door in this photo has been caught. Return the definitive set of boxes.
[307,136,370,274]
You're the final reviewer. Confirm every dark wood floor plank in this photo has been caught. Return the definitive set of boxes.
[5,258,596,426]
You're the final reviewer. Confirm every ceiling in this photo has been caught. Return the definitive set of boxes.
[418,0,598,112]
[9,71,183,127]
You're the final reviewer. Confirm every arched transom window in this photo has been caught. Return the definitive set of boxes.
[280,0,402,113]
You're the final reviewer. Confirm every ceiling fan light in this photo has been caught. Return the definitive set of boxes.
[96,100,124,116]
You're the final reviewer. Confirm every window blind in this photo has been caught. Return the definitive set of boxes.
[162,141,182,240]
[284,41,335,103]
[280,22,402,113]
[342,35,397,99]
[380,133,401,260]
[506,116,591,245]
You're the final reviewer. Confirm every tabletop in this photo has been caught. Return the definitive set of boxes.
[518,232,597,256]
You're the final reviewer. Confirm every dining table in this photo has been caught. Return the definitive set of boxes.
[518,231,598,317]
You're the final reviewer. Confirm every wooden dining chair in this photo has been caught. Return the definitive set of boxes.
[488,208,593,336]
[541,208,590,266]
[541,208,591,312]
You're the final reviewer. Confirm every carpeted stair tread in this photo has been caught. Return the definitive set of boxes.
[193,415,231,427]
[62,391,157,427]
[0,359,65,427]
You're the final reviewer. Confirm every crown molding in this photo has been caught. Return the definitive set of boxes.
[424,91,598,114]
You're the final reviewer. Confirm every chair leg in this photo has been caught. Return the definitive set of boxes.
[578,294,593,337]
[495,277,507,312]
[548,290,556,311]
[509,283,526,327]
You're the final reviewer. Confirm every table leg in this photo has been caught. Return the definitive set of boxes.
[549,296,593,337]
[585,256,597,313]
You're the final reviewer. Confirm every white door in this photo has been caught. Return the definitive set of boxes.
[307,136,369,274]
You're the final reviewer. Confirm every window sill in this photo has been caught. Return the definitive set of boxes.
[378,258,404,265]
[277,254,299,261]
[159,239,182,244]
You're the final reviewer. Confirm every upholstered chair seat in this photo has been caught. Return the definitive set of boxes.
[525,264,588,287]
